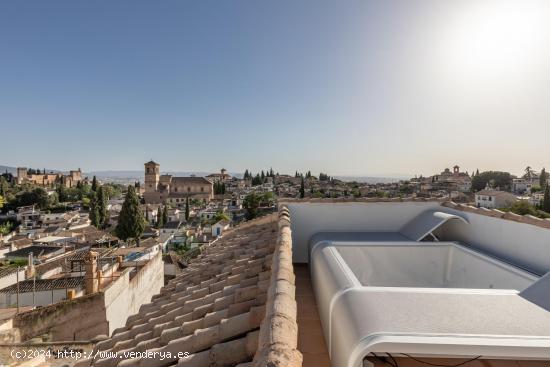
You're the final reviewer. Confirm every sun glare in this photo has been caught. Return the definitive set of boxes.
[441,0,550,80]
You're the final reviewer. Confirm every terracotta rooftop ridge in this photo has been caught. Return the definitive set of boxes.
[251,206,302,366]
[442,201,550,229]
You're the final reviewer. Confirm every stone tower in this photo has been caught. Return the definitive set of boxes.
[144,161,160,193]
[16,167,27,185]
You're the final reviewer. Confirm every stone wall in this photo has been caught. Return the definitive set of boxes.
[12,251,164,342]
[13,293,108,342]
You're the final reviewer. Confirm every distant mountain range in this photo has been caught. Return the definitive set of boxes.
[0,166,16,175]
[1,165,403,184]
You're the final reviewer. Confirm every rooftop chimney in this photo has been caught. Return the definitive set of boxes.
[25,252,35,278]
[84,251,99,294]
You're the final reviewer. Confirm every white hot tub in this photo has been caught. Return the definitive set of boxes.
[309,241,550,367]
[336,243,535,291]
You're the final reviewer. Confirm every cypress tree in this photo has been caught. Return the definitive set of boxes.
[97,186,107,228]
[157,206,164,227]
[89,192,101,228]
[185,196,190,221]
[540,168,548,188]
[115,185,145,243]
[162,204,169,224]
[91,176,98,192]
[300,177,305,198]
[543,185,550,213]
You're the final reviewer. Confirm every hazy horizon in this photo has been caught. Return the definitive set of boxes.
[2,0,550,176]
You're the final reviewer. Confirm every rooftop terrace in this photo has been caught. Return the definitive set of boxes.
[73,200,550,367]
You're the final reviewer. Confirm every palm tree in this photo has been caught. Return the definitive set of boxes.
[524,166,533,179]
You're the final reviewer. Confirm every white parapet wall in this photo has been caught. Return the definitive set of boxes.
[103,251,164,335]
[282,200,550,276]
[438,205,550,275]
[282,200,442,263]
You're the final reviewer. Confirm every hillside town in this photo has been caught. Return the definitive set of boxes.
[0,161,549,365]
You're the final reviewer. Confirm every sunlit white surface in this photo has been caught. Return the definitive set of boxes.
[438,0,550,81]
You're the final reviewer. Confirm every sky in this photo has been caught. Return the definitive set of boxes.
[1,0,550,177]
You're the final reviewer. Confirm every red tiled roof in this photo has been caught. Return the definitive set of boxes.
[78,212,302,367]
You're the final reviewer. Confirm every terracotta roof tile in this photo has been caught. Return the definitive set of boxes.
[78,213,301,367]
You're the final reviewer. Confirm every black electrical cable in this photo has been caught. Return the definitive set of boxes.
[392,353,482,367]
[386,353,399,367]
[370,352,399,367]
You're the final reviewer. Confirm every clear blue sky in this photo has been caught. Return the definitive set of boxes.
[2,0,550,177]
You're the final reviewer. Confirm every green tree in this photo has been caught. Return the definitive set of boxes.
[524,166,533,179]
[89,192,101,228]
[471,171,513,192]
[252,174,262,186]
[14,187,49,209]
[0,177,8,196]
[162,204,168,224]
[103,184,123,199]
[185,196,190,221]
[0,222,13,235]
[91,176,98,192]
[97,187,108,228]
[543,185,550,213]
[243,192,261,220]
[540,168,548,188]
[508,201,538,216]
[300,176,305,198]
[156,206,164,227]
[212,211,230,224]
[261,192,276,206]
[0,195,4,209]
[115,185,145,243]
[244,169,249,179]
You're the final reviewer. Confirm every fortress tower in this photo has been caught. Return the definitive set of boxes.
[16,167,28,184]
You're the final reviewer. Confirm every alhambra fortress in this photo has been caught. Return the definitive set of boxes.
[15,167,83,188]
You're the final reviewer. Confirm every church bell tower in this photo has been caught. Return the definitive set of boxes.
[144,161,160,193]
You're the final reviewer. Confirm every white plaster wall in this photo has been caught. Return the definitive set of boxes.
[0,269,25,291]
[2,289,73,308]
[438,208,550,275]
[287,202,441,263]
[103,252,164,335]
